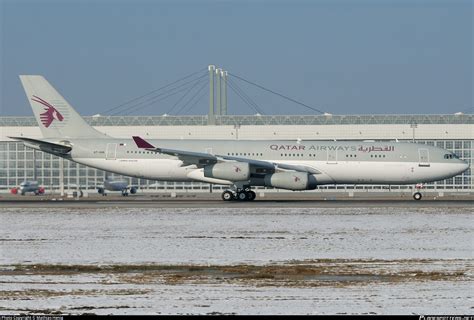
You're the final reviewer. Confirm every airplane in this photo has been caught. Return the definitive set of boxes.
[97,175,138,196]
[11,180,45,196]
[10,75,469,201]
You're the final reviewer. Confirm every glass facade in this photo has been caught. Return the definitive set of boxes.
[1,113,473,127]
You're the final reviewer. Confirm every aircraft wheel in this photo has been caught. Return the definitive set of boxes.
[247,191,256,201]
[222,190,234,201]
[413,192,422,201]
[237,191,248,201]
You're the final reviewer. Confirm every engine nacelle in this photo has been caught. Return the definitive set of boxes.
[130,187,137,194]
[97,187,104,194]
[264,172,317,190]
[204,162,250,181]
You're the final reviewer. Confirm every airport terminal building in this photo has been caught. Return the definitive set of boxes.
[0,113,472,194]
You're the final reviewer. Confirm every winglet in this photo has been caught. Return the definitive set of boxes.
[132,136,155,149]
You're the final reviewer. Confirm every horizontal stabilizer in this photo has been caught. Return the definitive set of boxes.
[9,136,72,155]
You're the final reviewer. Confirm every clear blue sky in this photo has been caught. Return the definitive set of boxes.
[1,0,472,116]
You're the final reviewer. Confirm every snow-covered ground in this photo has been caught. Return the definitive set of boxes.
[1,206,472,314]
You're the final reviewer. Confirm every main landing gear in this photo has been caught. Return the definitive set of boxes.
[221,187,256,201]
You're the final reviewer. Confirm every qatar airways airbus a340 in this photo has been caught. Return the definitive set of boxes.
[10,75,468,201]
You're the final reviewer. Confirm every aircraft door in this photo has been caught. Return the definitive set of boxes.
[418,148,430,167]
[327,148,338,164]
[106,143,117,160]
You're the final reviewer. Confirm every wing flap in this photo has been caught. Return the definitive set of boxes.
[274,163,321,174]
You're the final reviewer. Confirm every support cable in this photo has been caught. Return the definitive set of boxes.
[111,74,208,116]
[102,67,208,115]
[166,77,208,115]
[227,80,263,115]
[228,72,325,114]
[120,81,203,116]
[227,78,265,115]
[181,89,208,115]
[175,80,209,115]
[227,80,260,114]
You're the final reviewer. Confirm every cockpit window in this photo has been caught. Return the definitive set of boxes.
[444,153,458,159]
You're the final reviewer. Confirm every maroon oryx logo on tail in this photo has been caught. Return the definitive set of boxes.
[31,95,64,128]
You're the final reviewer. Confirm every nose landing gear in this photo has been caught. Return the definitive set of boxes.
[413,192,422,201]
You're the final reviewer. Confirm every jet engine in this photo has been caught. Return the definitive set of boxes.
[264,172,317,190]
[130,187,137,194]
[204,162,250,181]
[97,187,105,194]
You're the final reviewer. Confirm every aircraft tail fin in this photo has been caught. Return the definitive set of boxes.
[19,75,106,139]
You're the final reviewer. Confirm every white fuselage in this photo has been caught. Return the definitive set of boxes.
[66,138,468,186]
[77,158,465,185]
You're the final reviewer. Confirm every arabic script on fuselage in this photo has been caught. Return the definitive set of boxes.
[269,145,395,152]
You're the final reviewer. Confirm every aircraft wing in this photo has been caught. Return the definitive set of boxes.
[133,136,218,166]
[9,136,72,155]
[273,162,320,174]
[132,136,320,174]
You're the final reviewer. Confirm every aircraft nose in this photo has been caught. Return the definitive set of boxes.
[456,160,469,174]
